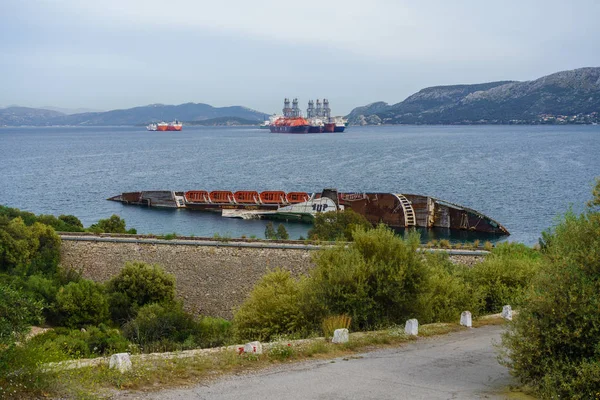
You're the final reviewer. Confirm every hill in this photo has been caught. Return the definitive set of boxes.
[0,103,268,126]
[186,116,259,126]
[347,67,600,125]
[0,107,65,126]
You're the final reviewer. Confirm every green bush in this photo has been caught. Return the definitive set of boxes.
[233,268,320,342]
[463,242,541,313]
[0,283,43,345]
[0,337,66,397]
[264,222,289,240]
[106,261,176,323]
[55,280,110,328]
[308,209,372,241]
[414,252,480,323]
[196,317,233,348]
[309,225,426,330]
[0,218,62,277]
[0,205,84,233]
[28,324,129,359]
[122,302,199,352]
[276,224,289,240]
[501,209,600,398]
[88,214,136,234]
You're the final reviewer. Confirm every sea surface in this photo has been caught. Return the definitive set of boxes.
[0,125,598,245]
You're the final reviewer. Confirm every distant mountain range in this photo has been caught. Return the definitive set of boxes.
[347,67,600,125]
[185,116,261,126]
[0,103,268,126]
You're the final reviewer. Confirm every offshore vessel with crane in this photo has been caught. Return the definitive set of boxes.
[269,98,347,134]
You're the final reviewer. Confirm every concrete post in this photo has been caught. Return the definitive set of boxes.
[109,353,132,373]
[460,311,472,328]
[244,341,263,354]
[332,328,349,344]
[404,319,418,336]
[501,305,513,321]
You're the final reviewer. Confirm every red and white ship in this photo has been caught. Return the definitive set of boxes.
[167,120,182,131]
[155,120,182,131]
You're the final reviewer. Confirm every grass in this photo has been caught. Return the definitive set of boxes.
[15,317,510,399]
[321,315,352,338]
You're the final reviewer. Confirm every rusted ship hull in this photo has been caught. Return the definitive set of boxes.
[339,193,506,234]
[108,189,509,235]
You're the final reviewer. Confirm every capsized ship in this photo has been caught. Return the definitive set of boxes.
[108,188,509,235]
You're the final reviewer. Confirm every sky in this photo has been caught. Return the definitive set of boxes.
[1,0,599,115]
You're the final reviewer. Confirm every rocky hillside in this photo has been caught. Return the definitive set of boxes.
[0,107,65,126]
[348,67,600,125]
[0,103,267,126]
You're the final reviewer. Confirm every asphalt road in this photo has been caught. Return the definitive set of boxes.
[121,325,523,400]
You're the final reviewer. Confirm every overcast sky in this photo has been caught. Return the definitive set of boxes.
[1,0,599,115]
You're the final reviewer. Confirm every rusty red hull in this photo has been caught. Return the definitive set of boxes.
[108,189,509,235]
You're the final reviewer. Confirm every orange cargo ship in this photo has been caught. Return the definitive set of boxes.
[167,120,182,131]
[155,120,182,131]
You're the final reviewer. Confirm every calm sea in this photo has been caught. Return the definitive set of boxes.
[0,125,598,245]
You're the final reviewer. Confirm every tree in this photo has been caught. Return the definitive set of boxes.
[88,214,128,233]
[55,280,110,328]
[233,268,319,341]
[0,284,43,345]
[309,225,426,329]
[276,224,289,240]
[106,261,176,322]
[265,222,289,240]
[308,209,373,241]
[264,222,277,239]
[58,214,84,230]
[501,184,600,398]
[0,218,61,276]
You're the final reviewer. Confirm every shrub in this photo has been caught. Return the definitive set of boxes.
[308,209,373,242]
[55,280,110,328]
[501,209,600,398]
[27,222,61,276]
[0,283,43,345]
[309,225,426,330]
[264,222,276,239]
[463,242,541,313]
[21,274,61,322]
[233,268,320,342]
[28,324,129,359]
[414,252,480,323]
[196,317,233,348]
[438,239,451,248]
[0,218,61,276]
[321,315,352,338]
[0,205,84,233]
[268,341,295,360]
[88,214,136,234]
[106,261,176,323]
[264,223,288,240]
[276,224,289,240]
[0,338,65,397]
[122,302,198,352]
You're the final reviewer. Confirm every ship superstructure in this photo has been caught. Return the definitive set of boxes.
[270,98,310,133]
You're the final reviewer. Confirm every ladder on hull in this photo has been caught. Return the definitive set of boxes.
[394,194,416,227]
